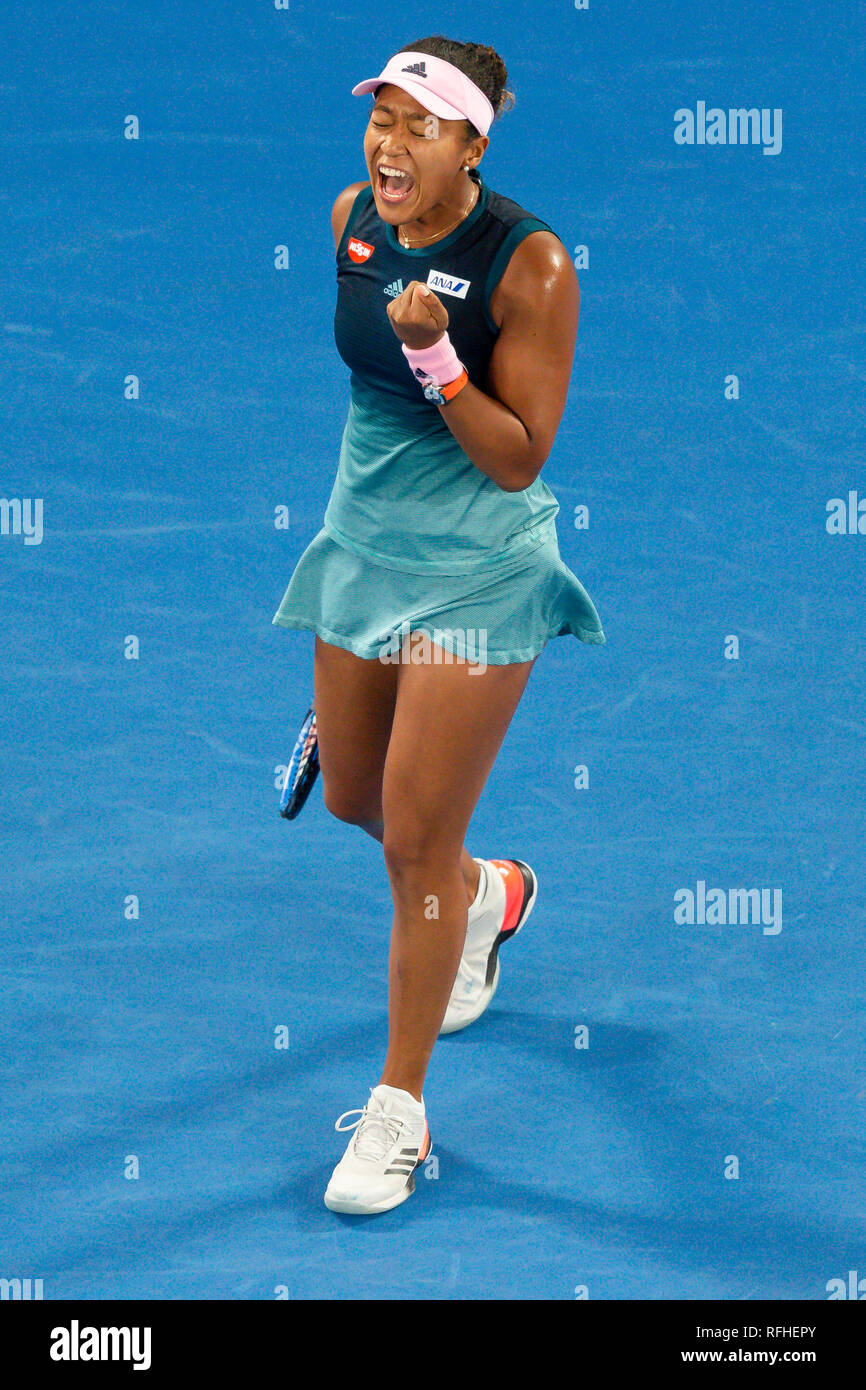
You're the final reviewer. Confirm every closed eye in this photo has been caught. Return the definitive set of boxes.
[371,121,427,132]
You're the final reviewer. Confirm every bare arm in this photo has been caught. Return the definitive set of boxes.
[434,231,579,492]
[331,181,370,252]
[332,190,579,494]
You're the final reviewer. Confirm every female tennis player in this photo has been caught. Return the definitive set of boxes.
[273,36,606,1215]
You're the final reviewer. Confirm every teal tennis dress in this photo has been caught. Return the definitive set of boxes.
[272,168,605,664]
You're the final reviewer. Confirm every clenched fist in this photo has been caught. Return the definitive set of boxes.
[386,280,449,350]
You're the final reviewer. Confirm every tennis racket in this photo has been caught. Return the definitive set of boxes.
[279,704,320,820]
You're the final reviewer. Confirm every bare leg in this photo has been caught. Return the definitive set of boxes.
[379,634,536,1100]
[313,636,480,904]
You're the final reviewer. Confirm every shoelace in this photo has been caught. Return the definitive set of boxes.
[335,1093,406,1162]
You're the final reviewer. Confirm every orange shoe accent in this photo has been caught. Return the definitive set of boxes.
[488,860,526,934]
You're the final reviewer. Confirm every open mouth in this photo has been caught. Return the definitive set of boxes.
[376,165,416,204]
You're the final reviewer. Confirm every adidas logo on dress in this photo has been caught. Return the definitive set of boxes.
[384,279,404,298]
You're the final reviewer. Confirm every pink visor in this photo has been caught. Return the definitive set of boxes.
[351,50,495,136]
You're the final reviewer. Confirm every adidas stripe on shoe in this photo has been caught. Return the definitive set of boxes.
[323,1083,432,1215]
[439,858,537,1035]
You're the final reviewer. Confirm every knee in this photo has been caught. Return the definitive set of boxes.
[321,778,381,828]
[382,820,452,878]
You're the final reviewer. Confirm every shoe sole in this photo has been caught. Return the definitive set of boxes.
[439,860,538,1035]
[323,1133,433,1215]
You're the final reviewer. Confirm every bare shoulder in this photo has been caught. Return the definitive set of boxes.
[489,229,578,328]
[331,180,372,252]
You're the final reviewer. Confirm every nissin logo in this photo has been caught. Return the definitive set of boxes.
[426,270,470,299]
[347,237,374,263]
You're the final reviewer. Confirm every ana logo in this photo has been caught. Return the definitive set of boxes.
[384,279,404,298]
[401,62,427,79]
[347,237,374,263]
[427,270,470,300]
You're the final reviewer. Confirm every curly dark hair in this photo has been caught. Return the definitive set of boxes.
[375,36,515,143]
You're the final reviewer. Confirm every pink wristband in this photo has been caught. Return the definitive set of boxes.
[401,331,464,387]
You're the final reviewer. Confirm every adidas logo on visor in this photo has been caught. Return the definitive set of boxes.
[400,62,427,78]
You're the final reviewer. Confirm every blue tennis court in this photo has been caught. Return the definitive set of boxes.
[1,0,864,1299]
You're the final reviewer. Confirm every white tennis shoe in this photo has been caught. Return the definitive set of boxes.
[323,1084,432,1214]
[440,857,538,1035]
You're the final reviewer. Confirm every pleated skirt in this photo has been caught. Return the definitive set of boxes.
[272,526,605,665]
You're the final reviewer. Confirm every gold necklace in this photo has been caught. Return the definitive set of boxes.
[398,178,479,248]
